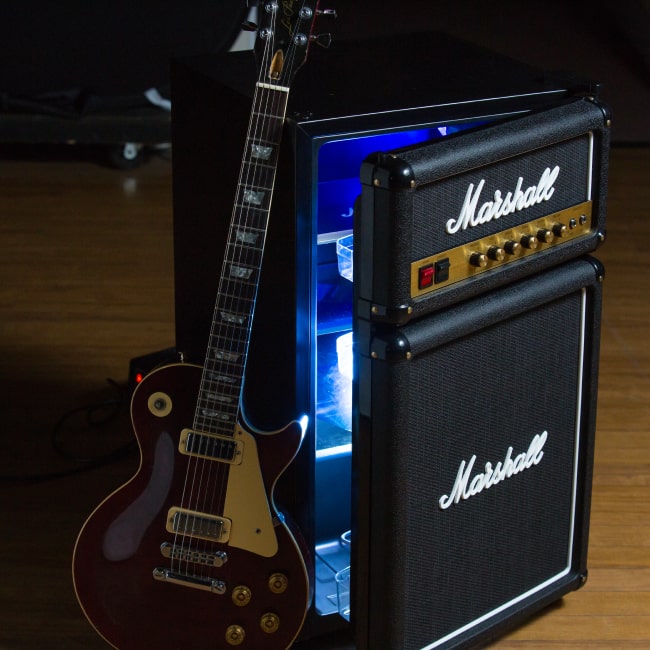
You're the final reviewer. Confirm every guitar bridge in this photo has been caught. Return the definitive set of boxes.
[166,507,231,543]
[152,567,226,594]
[160,542,228,567]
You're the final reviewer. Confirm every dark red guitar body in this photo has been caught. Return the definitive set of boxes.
[73,363,311,650]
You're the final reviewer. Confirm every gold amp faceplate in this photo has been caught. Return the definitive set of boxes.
[410,201,593,298]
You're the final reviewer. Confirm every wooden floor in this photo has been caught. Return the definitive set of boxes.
[1,144,649,648]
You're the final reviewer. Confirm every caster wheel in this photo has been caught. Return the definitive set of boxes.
[106,142,145,169]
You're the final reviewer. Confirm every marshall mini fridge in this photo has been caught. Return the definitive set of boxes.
[170,28,608,648]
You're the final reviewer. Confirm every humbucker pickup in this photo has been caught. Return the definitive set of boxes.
[166,507,231,543]
[179,428,243,464]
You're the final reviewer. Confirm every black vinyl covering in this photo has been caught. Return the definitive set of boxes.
[354,257,603,649]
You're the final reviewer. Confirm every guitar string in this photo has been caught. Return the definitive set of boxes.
[172,1,310,580]
[172,6,282,576]
[168,18,277,576]
[194,3,308,575]
[196,3,290,561]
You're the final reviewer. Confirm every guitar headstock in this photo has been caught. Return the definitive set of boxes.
[252,1,332,86]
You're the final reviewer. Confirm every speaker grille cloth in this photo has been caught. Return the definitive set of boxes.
[393,291,583,648]
[411,135,591,258]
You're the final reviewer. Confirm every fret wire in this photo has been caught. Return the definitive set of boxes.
[232,203,269,216]
[227,254,261,267]
[217,296,256,313]
[217,280,257,295]
[206,333,246,346]
[223,275,257,288]
[197,389,241,405]
[244,157,275,170]
[203,362,244,376]
[246,137,278,147]
[196,396,239,414]
[230,241,263,254]
[226,250,260,263]
[240,175,275,189]
[200,382,241,399]
[224,251,263,270]
[193,85,289,434]
[219,283,257,302]
[224,253,263,271]
[251,111,286,121]
[215,310,254,327]
[208,332,248,348]
[202,371,242,390]
[226,234,265,248]
[201,373,242,390]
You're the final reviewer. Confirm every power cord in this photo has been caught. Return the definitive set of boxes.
[0,378,136,483]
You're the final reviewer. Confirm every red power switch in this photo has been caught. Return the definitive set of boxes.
[418,264,435,289]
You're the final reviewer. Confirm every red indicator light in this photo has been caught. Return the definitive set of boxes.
[418,264,435,289]
[135,372,144,384]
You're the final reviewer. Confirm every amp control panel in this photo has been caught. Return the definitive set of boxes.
[357,99,609,323]
[411,201,596,298]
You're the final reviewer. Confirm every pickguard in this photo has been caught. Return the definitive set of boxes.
[223,423,278,557]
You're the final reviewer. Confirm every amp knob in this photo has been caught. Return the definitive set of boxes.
[468,252,488,268]
[487,246,505,262]
[552,222,568,237]
[537,228,554,244]
[504,240,521,255]
[520,234,538,250]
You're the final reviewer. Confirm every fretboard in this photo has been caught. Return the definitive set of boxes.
[194,82,290,436]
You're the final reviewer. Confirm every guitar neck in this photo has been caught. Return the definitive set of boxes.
[194,82,291,436]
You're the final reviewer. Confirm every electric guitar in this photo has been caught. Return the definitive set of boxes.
[73,3,323,648]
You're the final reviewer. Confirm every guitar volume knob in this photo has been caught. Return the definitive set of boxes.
[260,612,280,634]
[268,572,289,594]
[231,585,252,607]
[225,624,245,646]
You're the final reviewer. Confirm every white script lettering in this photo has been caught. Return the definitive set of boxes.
[438,431,548,510]
[445,166,560,235]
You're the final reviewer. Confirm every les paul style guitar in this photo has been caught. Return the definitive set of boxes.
[73,4,323,648]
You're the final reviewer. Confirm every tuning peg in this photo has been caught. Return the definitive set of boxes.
[241,20,258,31]
[317,8,338,18]
[310,33,333,48]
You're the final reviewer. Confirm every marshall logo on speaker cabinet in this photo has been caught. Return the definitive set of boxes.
[446,166,560,235]
[438,430,548,509]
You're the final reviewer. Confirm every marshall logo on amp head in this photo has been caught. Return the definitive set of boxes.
[446,166,560,235]
[408,135,595,299]
[439,431,548,510]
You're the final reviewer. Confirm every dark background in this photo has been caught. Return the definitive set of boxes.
[0,0,647,143]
